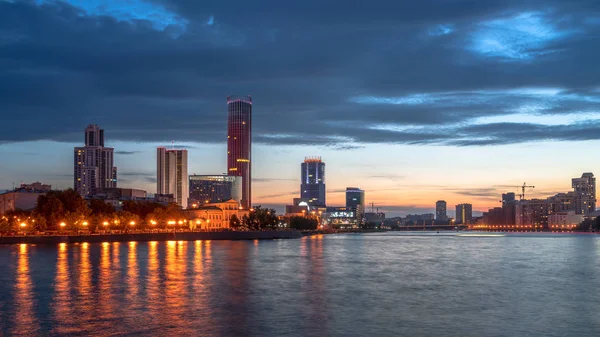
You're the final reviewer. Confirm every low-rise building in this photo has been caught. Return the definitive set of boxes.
[184,199,249,230]
[0,188,47,215]
[548,211,584,231]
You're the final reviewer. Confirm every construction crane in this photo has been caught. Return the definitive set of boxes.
[515,182,535,200]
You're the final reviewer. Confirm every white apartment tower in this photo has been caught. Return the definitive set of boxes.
[157,147,189,208]
[74,124,117,196]
[572,173,596,215]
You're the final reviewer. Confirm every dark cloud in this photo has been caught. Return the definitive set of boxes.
[2,0,600,146]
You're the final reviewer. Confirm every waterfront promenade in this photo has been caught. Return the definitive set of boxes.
[0,230,302,245]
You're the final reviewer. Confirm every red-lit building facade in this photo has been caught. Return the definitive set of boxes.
[227,96,252,209]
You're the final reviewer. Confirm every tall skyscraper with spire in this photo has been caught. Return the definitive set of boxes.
[227,95,252,209]
[74,124,117,196]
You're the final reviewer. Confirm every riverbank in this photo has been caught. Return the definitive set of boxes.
[0,230,302,245]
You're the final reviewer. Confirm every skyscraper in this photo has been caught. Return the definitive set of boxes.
[74,124,117,196]
[435,200,447,221]
[572,172,596,215]
[346,187,365,221]
[455,203,473,224]
[157,147,189,208]
[227,95,252,210]
[301,157,326,207]
[189,175,242,205]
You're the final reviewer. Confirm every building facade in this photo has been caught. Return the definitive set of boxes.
[455,203,473,224]
[572,173,596,215]
[548,211,584,231]
[189,175,242,205]
[300,157,326,207]
[435,200,447,221]
[0,188,47,215]
[346,187,365,221]
[185,199,249,230]
[227,95,252,209]
[74,124,117,197]
[157,147,189,208]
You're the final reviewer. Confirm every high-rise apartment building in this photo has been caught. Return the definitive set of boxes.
[227,95,252,209]
[435,200,447,221]
[157,147,189,208]
[455,203,473,224]
[502,192,516,205]
[301,157,326,207]
[572,173,596,215]
[74,124,117,196]
[346,187,365,221]
[189,175,242,205]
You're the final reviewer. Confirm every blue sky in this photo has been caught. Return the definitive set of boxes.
[1,0,600,216]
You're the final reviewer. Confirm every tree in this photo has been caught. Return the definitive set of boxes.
[243,206,278,230]
[34,189,90,229]
[230,214,242,230]
[289,216,318,230]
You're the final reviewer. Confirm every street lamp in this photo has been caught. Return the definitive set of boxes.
[129,221,135,226]
[150,220,157,226]
[103,221,109,226]
[82,221,88,227]
[19,222,26,228]
[60,222,66,228]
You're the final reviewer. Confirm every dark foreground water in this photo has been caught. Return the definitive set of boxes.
[1,233,599,337]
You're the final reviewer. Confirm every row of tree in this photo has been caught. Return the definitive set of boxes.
[0,189,283,233]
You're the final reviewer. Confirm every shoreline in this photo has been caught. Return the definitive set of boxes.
[0,230,302,245]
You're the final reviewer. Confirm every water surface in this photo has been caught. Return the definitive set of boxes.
[1,233,599,336]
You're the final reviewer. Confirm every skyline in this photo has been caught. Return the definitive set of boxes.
[2,0,600,216]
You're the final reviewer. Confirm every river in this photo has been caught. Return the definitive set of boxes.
[1,233,599,336]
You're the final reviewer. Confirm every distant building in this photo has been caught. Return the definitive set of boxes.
[300,157,326,207]
[365,212,385,223]
[346,187,365,221]
[189,175,242,205]
[157,147,189,208]
[227,95,252,209]
[0,188,47,215]
[323,206,359,229]
[548,211,584,231]
[285,205,310,217]
[102,188,147,200]
[435,200,447,221]
[154,193,175,204]
[572,173,595,215]
[455,203,473,224]
[516,199,551,230]
[74,124,117,197]
[405,214,435,222]
[19,182,52,192]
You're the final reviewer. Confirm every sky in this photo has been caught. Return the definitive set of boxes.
[1,0,600,217]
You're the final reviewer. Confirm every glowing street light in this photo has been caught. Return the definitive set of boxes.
[178,220,184,225]
[19,222,27,228]
[129,221,136,226]
[82,221,88,226]
[150,220,157,226]
[103,221,109,226]
[60,222,66,228]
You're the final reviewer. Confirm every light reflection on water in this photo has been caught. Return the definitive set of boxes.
[0,234,599,336]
